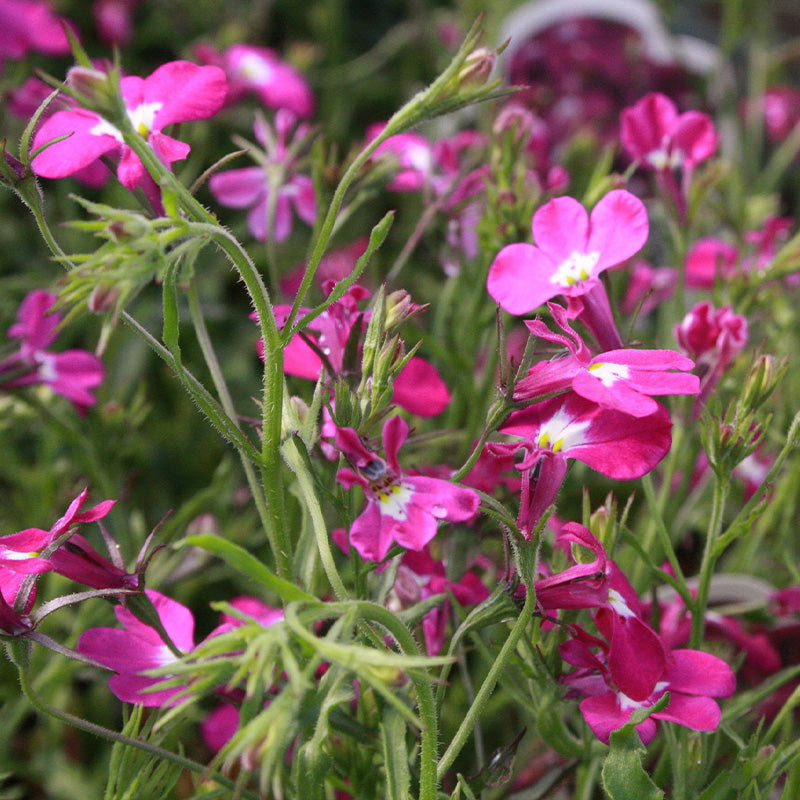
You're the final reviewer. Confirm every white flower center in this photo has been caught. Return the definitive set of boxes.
[550,250,600,287]
[607,588,637,618]
[376,482,413,521]
[237,52,274,84]
[536,406,591,454]
[588,361,630,386]
[89,100,163,142]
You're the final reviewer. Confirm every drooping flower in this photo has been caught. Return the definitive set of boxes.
[31,60,227,198]
[516,301,699,415]
[487,190,648,349]
[209,110,316,243]
[194,43,314,117]
[77,589,196,706]
[334,416,480,561]
[0,290,104,410]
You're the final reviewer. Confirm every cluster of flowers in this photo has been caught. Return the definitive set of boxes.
[5,0,800,782]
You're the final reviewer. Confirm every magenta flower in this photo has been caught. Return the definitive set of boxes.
[562,631,735,745]
[93,0,140,47]
[516,301,699,416]
[496,392,671,536]
[622,259,678,316]
[1,290,104,410]
[674,301,748,410]
[195,43,314,117]
[335,416,480,561]
[31,60,227,195]
[487,190,648,349]
[0,0,71,67]
[0,487,114,575]
[210,111,315,242]
[621,92,718,172]
[77,589,196,706]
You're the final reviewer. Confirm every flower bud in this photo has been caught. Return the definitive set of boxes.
[65,66,113,108]
[741,354,782,412]
[88,284,120,314]
[457,47,496,89]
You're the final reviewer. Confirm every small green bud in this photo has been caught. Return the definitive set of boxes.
[457,47,496,89]
[741,354,782,412]
[66,66,113,109]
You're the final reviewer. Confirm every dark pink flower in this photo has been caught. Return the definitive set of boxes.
[209,111,315,243]
[622,260,678,316]
[0,487,114,575]
[758,87,800,144]
[516,301,699,415]
[195,43,314,117]
[335,416,480,561]
[487,190,648,349]
[1,290,104,410]
[31,61,227,195]
[77,589,196,706]
[0,0,71,66]
[93,0,139,46]
[621,92,718,172]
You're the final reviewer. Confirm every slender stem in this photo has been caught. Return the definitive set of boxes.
[186,279,275,564]
[10,646,260,800]
[436,583,535,783]
[690,476,730,648]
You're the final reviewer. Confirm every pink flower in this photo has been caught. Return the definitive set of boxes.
[0,0,71,66]
[209,111,315,242]
[621,92,718,172]
[93,0,140,46]
[563,632,735,745]
[0,487,114,575]
[78,589,196,706]
[487,190,648,349]
[674,301,748,409]
[516,301,699,416]
[195,43,314,117]
[1,290,104,410]
[622,260,677,316]
[335,416,480,561]
[684,237,738,288]
[496,392,672,536]
[758,87,800,144]
[31,60,227,196]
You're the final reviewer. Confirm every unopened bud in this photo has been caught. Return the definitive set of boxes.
[66,66,113,107]
[384,290,417,329]
[741,354,781,412]
[457,47,496,89]
[88,284,120,314]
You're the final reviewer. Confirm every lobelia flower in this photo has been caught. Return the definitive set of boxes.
[494,392,671,537]
[31,60,227,201]
[620,92,718,173]
[210,110,316,243]
[334,416,480,561]
[561,625,736,745]
[0,0,71,68]
[515,301,699,415]
[0,487,114,576]
[674,301,748,410]
[487,190,649,350]
[684,237,738,288]
[77,589,196,706]
[194,43,314,117]
[93,0,140,47]
[0,290,104,411]
[622,259,678,316]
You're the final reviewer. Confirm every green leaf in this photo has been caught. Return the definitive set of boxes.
[162,262,181,364]
[381,707,411,800]
[601,710,665,800]
[175,534,314,602]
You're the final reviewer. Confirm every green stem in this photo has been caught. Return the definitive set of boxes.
[9,644,260,800]
[690,476,730,648]
[186,279,276,567]
[436,582,535,783]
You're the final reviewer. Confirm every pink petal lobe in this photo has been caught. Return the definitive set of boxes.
[148,62,228,127]
[209,167,265,207]
[652,693,722,732]
[663,649,736,697]
[532,196,590,264]
[487,243,559,314]
[586,190,649,273]
[393,357,451,416]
